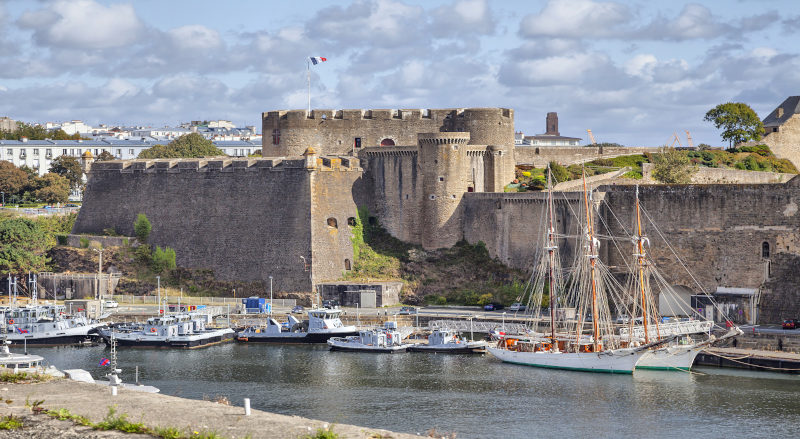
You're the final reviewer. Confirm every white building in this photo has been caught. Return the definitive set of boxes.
[45,120,94,135]
[0,138,261,176]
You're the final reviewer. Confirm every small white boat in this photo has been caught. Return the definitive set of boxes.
[408,329,487,354]
[99,312,234,349]
[0,339,64,377]
[328,321,409,353]
[237,307,357,343]
[2,304,105,346]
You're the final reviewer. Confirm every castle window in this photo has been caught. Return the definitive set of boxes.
[467,187,474,192]
[327,217,338,229]
[762,242,770,258]
[344,259,351,270]
[272,129,280,145]
[429,195,436,200]
[535,148,540,154]
[438,176,444,182]
[354,138,362,148]
[451,194,456,199]
[380,138,395,146]
[347,217,357,226]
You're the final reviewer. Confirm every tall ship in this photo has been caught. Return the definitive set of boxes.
[237,307,357,343]
[99,312,234,348]
[487,168,657,373]
[2,304,105,346]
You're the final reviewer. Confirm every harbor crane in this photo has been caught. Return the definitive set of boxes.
[586,129,597,145]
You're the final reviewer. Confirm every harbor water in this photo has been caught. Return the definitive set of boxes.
[28,343,800,438]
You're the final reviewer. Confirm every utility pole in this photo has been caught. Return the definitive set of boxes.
[156,275,161,315]
[269,276,273,317]
[92,247,104,300]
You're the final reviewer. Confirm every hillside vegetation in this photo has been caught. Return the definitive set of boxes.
[343,207,529,306]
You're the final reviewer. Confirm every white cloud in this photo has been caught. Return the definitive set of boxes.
[167,25,222,51]
[18,0,143,50]
[519,0,631,39]
[431,0,496,36]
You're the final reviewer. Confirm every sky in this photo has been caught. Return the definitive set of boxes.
[0,0,798,146]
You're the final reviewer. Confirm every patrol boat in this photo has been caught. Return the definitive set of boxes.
[407,328,488,354]
[328,321,410,353]
[2,304,105,346]
[99,313,234,348]
[236,307,357,343]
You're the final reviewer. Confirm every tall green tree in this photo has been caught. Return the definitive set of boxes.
[33,173,70,204]
[134,213,151,243]
[137,133,223,159]
[652,147,697,184]
[704,102,765,148]
[0,161,30,198]
[48,155,83,190]
[95,150,116,161]
[0,217,51,277]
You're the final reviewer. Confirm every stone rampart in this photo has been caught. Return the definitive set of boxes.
[74,158,362,292]
[515,145,656,167]
[262,107,514,157]
[642,163,796,184]
[763,114,800,170]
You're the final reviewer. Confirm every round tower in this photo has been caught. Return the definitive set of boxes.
[418,132,470,250]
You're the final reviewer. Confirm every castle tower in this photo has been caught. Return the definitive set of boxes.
[546,112,559,136]
[418,132,470,250]
[485,144,512,192]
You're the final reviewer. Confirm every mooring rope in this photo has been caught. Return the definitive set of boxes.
[702,350,800,371]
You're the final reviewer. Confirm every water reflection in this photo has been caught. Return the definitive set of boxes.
[28,344,800,438]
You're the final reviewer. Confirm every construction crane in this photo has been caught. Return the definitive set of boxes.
[670,132,683,148]
[587,129,597,145]
[685,130,694,148]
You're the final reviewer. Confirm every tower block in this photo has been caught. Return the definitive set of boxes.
[418,132,470,250]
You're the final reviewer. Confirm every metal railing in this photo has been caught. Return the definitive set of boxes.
[109,294,296,307]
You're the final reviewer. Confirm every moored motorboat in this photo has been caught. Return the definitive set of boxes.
[408,329,487,354]
[328,321,409,353]
[2,304,105,346]
[237,307,357,343]
[98,312,234,349]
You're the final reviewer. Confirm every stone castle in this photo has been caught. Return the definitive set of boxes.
[73,105,800,323]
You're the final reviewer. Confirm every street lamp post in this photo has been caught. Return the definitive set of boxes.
[269,276,273,317]
[92,248,103,300]
[156,275,161,315]
[502,312,506,333]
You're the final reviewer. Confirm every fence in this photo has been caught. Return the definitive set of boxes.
[110,294,296,307]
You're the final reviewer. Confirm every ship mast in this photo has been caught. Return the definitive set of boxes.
[635,185,650,344]
[582,167,599,352]
[546,166,557,351]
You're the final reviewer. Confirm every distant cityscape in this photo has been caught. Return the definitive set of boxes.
[0,117,262,176]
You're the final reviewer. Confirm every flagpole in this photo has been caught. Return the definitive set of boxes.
[307,59,311,114]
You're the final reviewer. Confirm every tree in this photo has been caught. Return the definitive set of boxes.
[0,217,51,277]
[0,161,30,198]
[137,133,223,159]
[95,151,116,161]
[548,161,570,184]
[652,147,697,184]
[704,102,765,148]
[33,173,70,204]
[151,246,177,273]
[49,155,83,190]
[134,213,151,243]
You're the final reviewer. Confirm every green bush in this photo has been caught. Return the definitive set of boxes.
[94,406,148,434]
[134,213,151,243]
[79,236,89,248]
[0,415,23,430]
[151,246,177,273]
[55,233,68,245]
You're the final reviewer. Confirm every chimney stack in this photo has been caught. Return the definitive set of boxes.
[545,112,559,136]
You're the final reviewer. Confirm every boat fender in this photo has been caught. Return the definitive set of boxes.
[150,328,157,333]
[7,319,12,324]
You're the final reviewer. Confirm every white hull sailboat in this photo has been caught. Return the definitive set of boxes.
[488,346,645,374]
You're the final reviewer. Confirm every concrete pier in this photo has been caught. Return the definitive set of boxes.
[696,347,800,374]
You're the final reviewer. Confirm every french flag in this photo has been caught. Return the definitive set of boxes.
[99,358,110,366]
[309,57,327,65]
[16,327,28,334]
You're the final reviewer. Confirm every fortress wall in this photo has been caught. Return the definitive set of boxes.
[642,163,796,184]
[461,192,586,271]
[466,149,487,192]
[762,114,800,170]
[262,108,514,157]
[599,183,800,313]
[515,146,656,167]
[359,148,423,244]
[73,159,315,292]
[310,160,369,283]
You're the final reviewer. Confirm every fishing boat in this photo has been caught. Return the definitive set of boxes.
[1,304,105,346]
[236,307,357,343]
[98,312,234,349]
[407,328,487,354]
[487,167,654,373]
[328,321,409,353]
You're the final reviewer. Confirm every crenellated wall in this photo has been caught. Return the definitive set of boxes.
[262,107,514,158]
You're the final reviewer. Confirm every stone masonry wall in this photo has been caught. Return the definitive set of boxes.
[515,145,656,167]
[641,163,796,184]
[262,108,514,158]
[73,159,316,292]
[763,114,800,170]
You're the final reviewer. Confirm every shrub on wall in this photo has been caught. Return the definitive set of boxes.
[79,236,89,248]
[134,213,151,243]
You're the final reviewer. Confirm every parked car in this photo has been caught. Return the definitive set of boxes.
[322,299,339,309]
[782,319,799,330]
[291,305,304,314]
[104,300,119,309]
[509,303,526,312]
[65,203,79,207]
[398,306,417,315]
[484,303,504,311]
